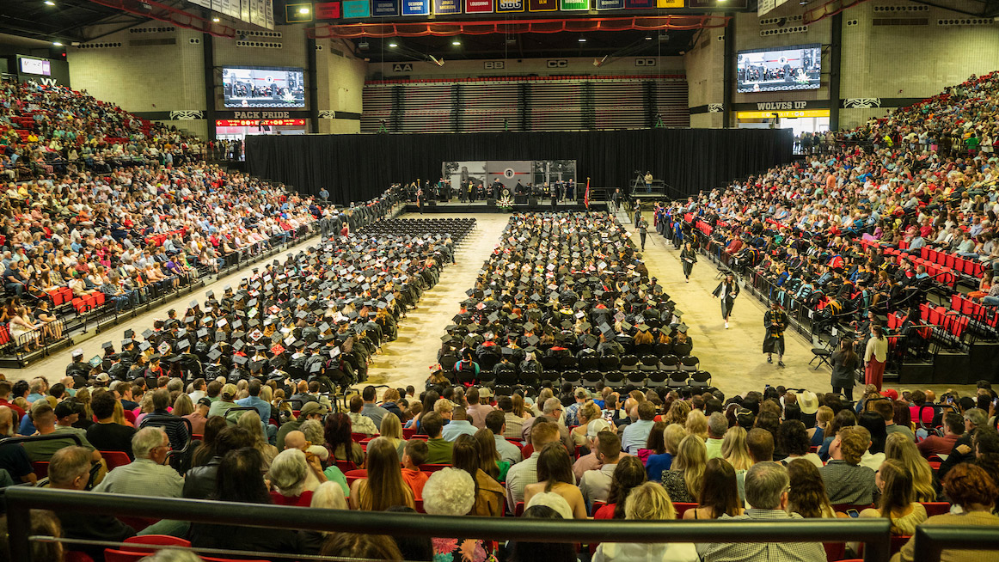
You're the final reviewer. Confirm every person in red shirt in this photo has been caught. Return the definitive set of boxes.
[0,381,25,421]
[400,440,429,499]
[916,412,964,458]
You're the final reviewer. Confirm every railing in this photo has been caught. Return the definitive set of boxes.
[1,488,897,562]
[913,525,998,562]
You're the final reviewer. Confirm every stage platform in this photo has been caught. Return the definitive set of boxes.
[403,200,610,213]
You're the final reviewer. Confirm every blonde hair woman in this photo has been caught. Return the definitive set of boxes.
[884,433,936,502]
[721,426,753,471]
[571,402,601,447]
[112,400,132,427]
[593,482,699,562]
[685,410,708,441]
[238,410,279,469]
[379,413,405,457]
[660,435,706,503]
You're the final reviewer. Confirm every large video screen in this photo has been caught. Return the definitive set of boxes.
[20,57,51,76]
[222,66,305,108]
[737,44,821,93]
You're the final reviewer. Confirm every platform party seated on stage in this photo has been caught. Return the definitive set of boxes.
[436,212,693,388]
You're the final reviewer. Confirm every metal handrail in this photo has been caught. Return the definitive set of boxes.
[2,488,896,561]
[912,525,998,562]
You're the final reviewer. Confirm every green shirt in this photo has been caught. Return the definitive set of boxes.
[425,438,454,465]
[23,427,95,462]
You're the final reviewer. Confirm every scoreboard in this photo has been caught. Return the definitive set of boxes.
[316,0,741,19]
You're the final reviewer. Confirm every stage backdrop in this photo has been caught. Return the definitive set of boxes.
[245,129,794,205]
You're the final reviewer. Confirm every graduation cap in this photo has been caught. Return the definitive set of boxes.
[526,335,540,346]
[249,360,264,372]
[270,355,287,370]
[124,329,135,339]
[583,334,599,348]
[523,322,535,332]
[308,362,323,374]
[207,349,223,361]
[139,342,152,352]
[120,339,133,347]
[232,355,248,366]
[101,341,113,350]
[233,339,245,352]
[636,323,650,332]
[142,329,154,339]
[183,316,195,324]
[216,331,227,342]
[677,323,689,333]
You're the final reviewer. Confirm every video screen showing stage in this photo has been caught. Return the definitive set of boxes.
[737,44,821,93]
[442,160,577,199]
[222,66,305,108]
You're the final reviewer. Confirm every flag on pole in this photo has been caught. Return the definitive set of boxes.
[584,178,590,209]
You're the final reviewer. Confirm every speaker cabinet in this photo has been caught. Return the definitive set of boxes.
[899,361,934,385]
[932,351,969,384]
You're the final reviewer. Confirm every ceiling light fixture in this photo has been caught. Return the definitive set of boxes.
[452,40,461,46]
[298,6,310,13]
[388,41,398,47]
[52,41,63,46]
[212,17,220,21]
[578,37,587,42]
[44,1,55,5]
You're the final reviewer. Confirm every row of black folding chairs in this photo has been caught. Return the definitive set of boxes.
[445,353,700,376]
[465,368,713,392]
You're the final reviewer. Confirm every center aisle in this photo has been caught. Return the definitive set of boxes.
[615,207,828,398]
[367,213,510,392]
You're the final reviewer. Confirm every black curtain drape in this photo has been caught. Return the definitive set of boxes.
[246,129,793,204]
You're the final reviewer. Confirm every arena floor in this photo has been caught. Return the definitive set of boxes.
[12,211,981,400]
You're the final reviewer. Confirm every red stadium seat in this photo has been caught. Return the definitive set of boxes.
[418,463,452,473]
[104,549,149,562]
[101,451,132,471]
[123,535,191,552]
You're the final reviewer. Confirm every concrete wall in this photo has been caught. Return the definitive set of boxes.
[684,28,724,128]
[838,1,999,129]
[67,23,367,137]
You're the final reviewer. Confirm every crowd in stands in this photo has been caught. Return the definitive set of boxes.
[0,79,404,356]
[1,373,997,562]
[654,72,998,391]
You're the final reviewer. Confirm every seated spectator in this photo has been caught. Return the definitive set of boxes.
[505,420,559,507]
[191,416,229,468]
[421,412,454,465]
[522,397,572,450]
[647,423,686,482]
[916,412,963,458]
[580,430,622,506]
[348,396,378,437]
[324,412,364,467]
[184,397,211,436]
[297,482,349,555]
[321,533,403,561]
[465,387,494,430]
[92,427,183,498]
[661,434,707,503]
[184,426,255,499]
[637,421,667,465]
[269,447,324,506]
[504,505,577,562]
[884,433,937,502]
[785,458,836,518]
[698,462,827,562]
[190,447,300,554]
[874,399,914,442]
[854,422,886,472]
[442,402,477,442]
[777,420,823,468]
[859,459,928,535]
[892,464,998,562]
[684,458,744,520]
[85,390,136,459]
[573,418,611,481]
[275,401,327,451]
[48,446,135,560]
[473,427,510,483]
[594,482,699,561]
[21,403,101,464]
[595,455,647,520]
[484,410,522,467]
[622,401,656,454]
[524,443,587,519]
[819,426,878,506]
[452,434,504,517]
[237,410,278,470]
[400,439,429,499]
[0,509,64,561]
[705,412,727,459]
[349,437,415,511]
[422,467,497,561]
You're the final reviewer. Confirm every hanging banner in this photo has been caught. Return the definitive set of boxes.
[372,0,399,16]
[655,0,683,6]
[342,0,371,17]
[433,0,462,14]
[559,0,589,10]
[401,0,431,15]
[315,1,341,17]
[528,0,558,11]
[465,0,493,12]
[496,0,524,13]
[624,0,653,8]
[595,0,624,9]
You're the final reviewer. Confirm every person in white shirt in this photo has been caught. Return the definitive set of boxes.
[593,482,699,562]
[579,430,621,506]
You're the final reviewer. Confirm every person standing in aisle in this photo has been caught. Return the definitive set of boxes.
[712,274,740,329]
[864,325,888,391]
[762,301,787,368]
[680,241,697,282]
[638,217,649,252]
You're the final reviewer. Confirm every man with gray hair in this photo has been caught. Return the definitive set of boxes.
[521,397,572,450]
[93,427,184,498]
[698,462,826,562]
[49,446,136,559]
[706,412,727,459]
